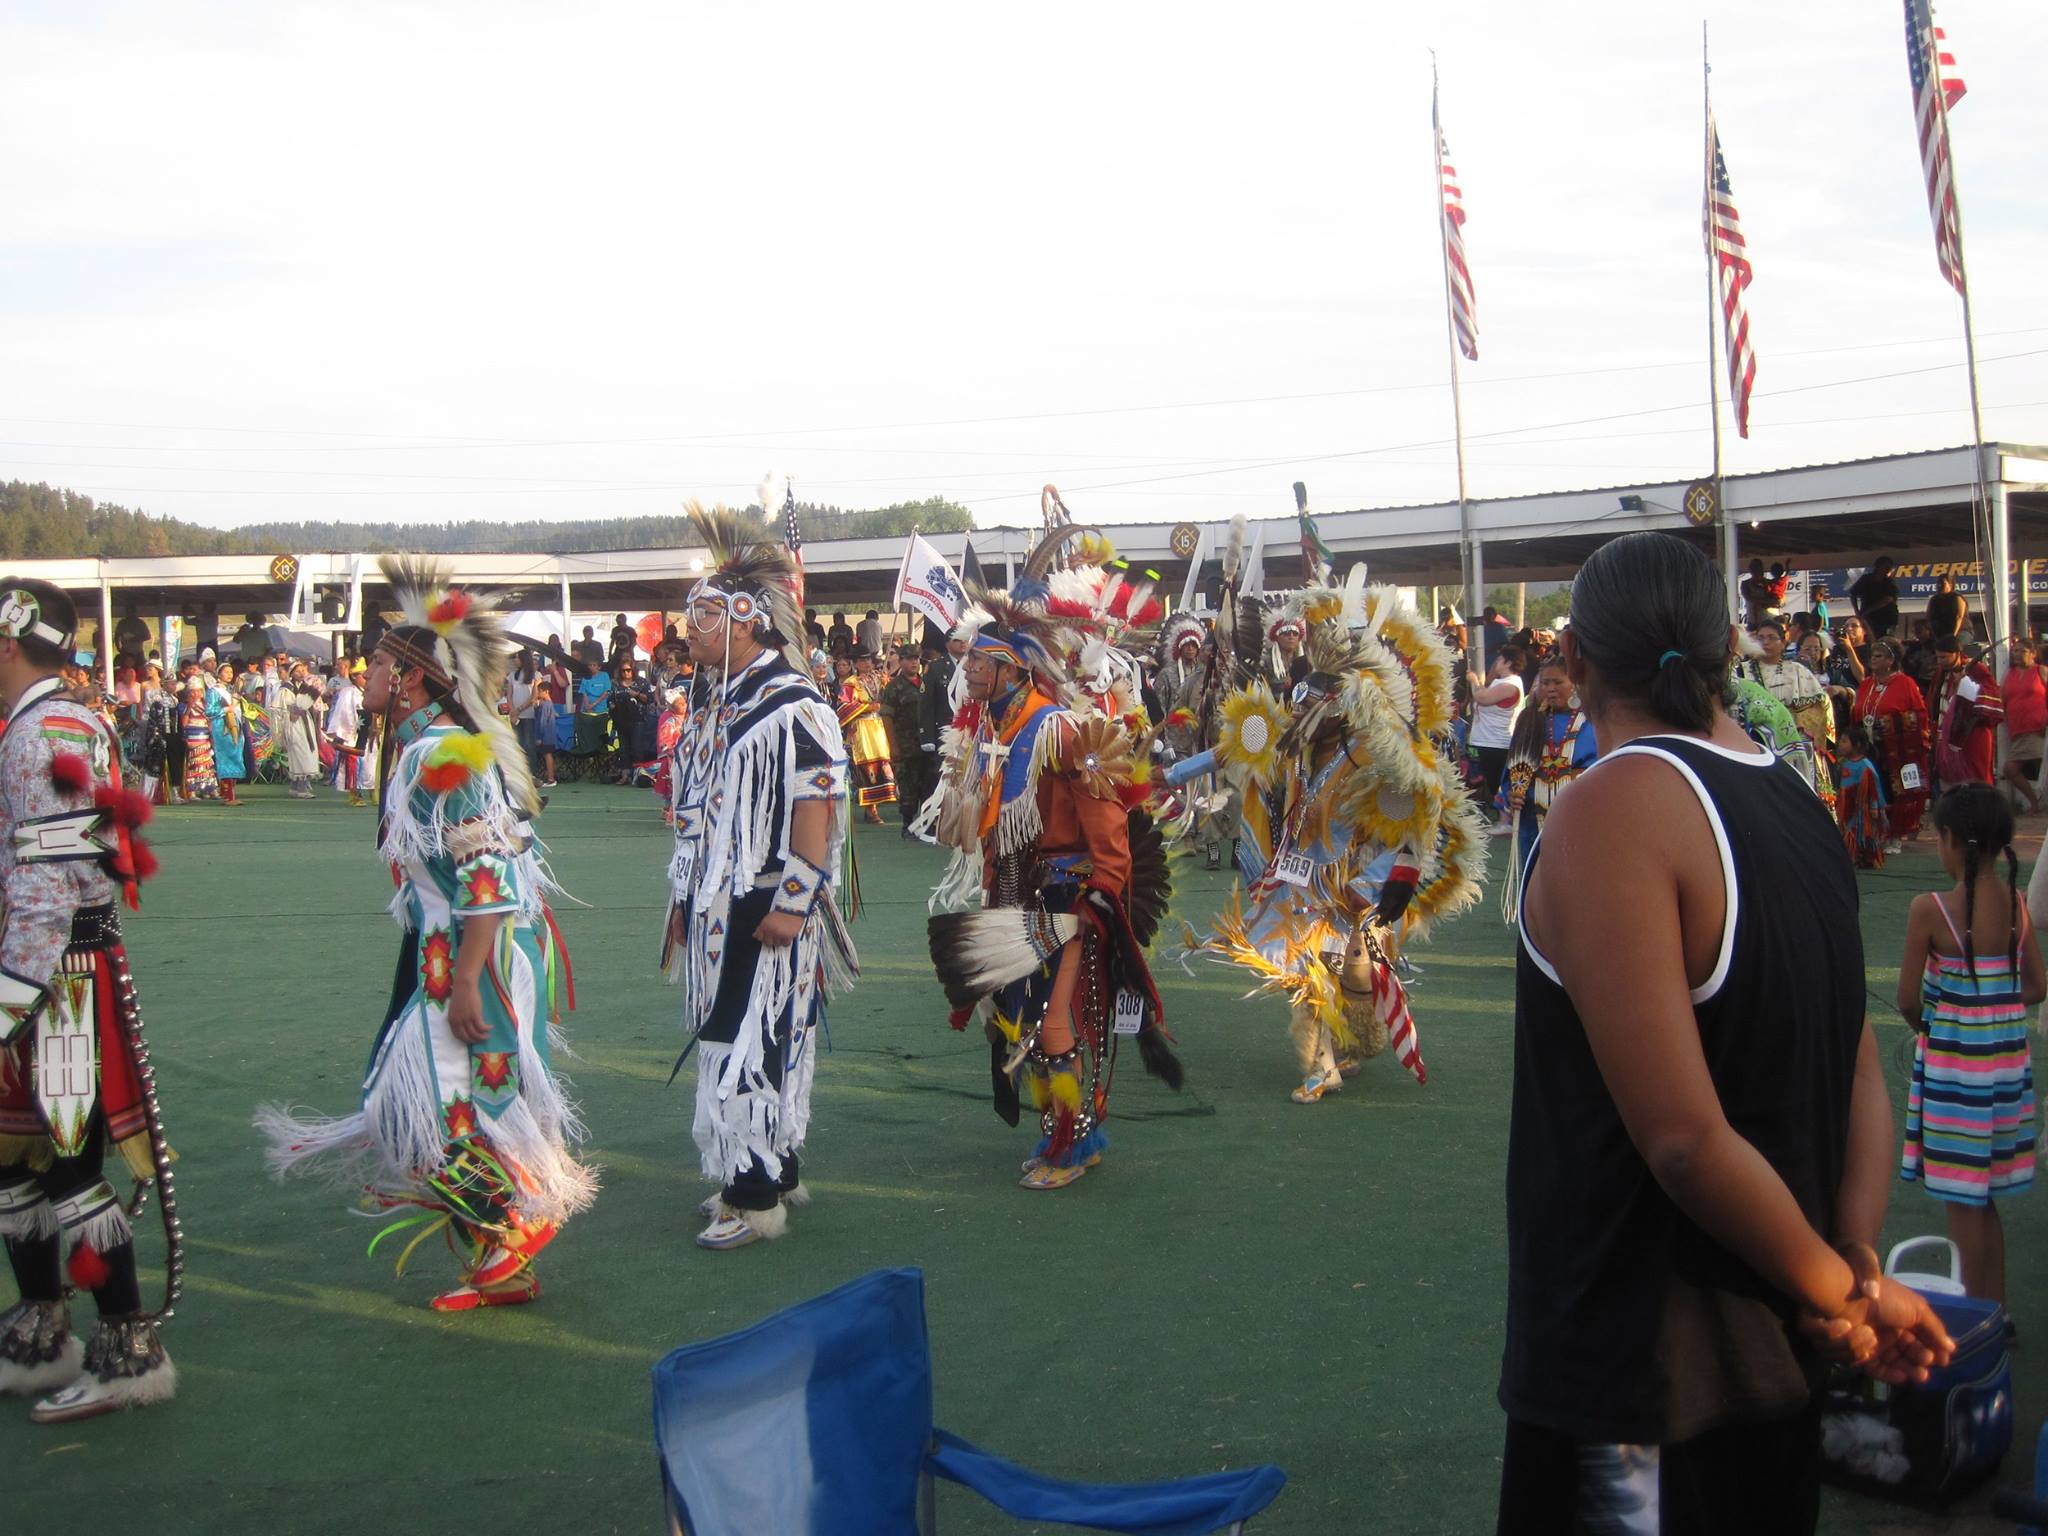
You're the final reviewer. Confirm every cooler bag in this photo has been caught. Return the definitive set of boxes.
[1822,1237,2013,1505]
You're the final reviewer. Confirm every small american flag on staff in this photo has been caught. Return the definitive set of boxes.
[776,476,805,609]
[1436,121,1477,362]
[1904,0,1969,295]
[1706,114,1757,438]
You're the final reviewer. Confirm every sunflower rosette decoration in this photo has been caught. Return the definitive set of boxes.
[1057,714,1138,802]
[1213,682,1288,788]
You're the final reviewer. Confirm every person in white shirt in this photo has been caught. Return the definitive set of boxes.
[1467,644,1528,831]
[856,610,884,657]
[325,662,366,806]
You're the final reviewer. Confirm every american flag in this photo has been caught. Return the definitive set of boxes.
[779,479,805,609]
[1706,113,1758,438]
[1905,0,1969,295]
[1436,117,1478,362]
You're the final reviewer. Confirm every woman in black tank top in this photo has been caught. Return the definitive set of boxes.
[1497,534,1952,1536]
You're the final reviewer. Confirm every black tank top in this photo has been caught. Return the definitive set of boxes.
[1500,733,1864,1444]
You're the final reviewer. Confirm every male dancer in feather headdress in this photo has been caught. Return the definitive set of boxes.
[258,559,591,1311]
[1171,581,1486,1103]
[926,530,1182,1191]
[0,578,177,1422]
[664,507,858,1250]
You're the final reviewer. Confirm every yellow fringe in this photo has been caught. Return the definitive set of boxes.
[115,1131,167,1182]
[0,1134,54,1173]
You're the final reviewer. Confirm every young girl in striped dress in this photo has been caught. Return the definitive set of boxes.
[1898,782,2044,1306]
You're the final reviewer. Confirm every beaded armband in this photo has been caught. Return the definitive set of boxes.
[769,852,828,919]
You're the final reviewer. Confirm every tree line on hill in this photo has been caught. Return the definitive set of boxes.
[0,482,976,559]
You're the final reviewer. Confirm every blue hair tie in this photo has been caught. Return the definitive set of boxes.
[1659,649,1685,667]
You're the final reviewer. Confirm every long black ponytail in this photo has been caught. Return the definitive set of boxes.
[1566,533,1731,731]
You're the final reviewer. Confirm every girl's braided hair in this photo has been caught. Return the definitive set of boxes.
[1932,782,2018,980]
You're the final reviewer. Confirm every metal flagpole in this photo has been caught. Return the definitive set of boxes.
[1703,24,1739,622]
[1930,33,2004,666]
[1432,60,1478,677]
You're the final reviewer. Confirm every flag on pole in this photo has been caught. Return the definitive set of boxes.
[1705,113,1758,438]
[1293,482,1333,583]
[1904,0,1968,295]
[894,534,965,631]
[761,472,805,611]
[1434,107,1478,361]
[960,539,985,591]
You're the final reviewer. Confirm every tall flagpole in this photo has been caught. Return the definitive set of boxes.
[1702,25,1738,620]
[1431,58,1477,674]
[1928,19,2004,661]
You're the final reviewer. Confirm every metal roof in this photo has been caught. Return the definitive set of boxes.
[11,441,2045,613]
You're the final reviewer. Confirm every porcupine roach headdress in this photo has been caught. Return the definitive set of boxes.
[684,501,808,678]
[375,555,538,816]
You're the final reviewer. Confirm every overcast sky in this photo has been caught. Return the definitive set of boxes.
[2,0,2043,533]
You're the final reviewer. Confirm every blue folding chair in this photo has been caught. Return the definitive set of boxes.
[651,1267,1286,1535]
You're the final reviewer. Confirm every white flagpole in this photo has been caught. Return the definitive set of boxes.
[1927,12,2003,663]
[1432,59,1478,678]
[1703,25,1739,621]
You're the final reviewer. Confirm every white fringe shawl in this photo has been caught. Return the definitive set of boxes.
[668,693,858,1046]
[923,708,1064,914]
[255,930,597,1225]
[378,733,561,926]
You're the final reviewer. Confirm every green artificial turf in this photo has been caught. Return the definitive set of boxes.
[1,784,2036,1534]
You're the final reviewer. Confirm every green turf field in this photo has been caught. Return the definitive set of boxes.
[3,783,2036,1533]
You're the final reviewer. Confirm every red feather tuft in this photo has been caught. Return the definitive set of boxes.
[418,760,471,794]
[1046,1105,1077,1165]
[50,753,92,794]
[132,841,161,881]
[67,1241,112,1292]
[426,590,472,626]
[947,1006,972,1032]
[117,789,155,828]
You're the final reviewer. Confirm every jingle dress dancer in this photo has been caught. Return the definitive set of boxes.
[665,508,858,1250]
[925,531,1181,1190]
[0,579,177,1422]
[258,560,591,1311]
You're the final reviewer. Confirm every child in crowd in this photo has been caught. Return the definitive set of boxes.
[1898,783,2043,1309]
[1834,710,1886,869]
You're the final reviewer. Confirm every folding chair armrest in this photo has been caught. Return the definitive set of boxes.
[927,1427,1285,1534]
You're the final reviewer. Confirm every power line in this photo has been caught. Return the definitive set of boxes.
[0,326,2042,452]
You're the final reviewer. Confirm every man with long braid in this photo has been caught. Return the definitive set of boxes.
[258,559,592,1311]
[0,578,176,1422]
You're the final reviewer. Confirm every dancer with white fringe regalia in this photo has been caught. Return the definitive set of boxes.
[664,506,857,1250]
[1172,576,1485,1103]
[924,526,1182,1192]
[257,559,591,1312]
